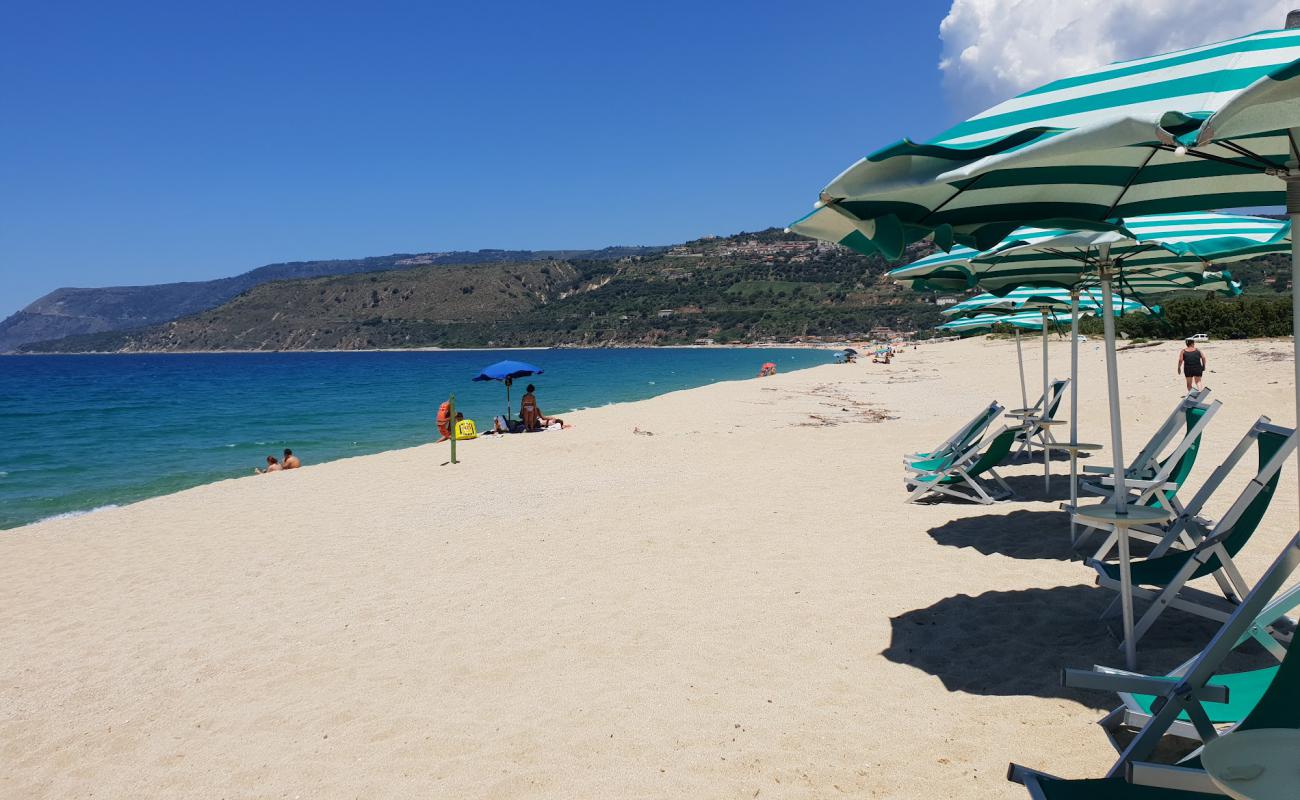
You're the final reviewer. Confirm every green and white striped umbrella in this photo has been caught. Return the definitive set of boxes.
[787,15,1300,669]
[893,212,1267,296]
[937,309,1078,333]
[942,287,1151,318]
[787,29,1300,260]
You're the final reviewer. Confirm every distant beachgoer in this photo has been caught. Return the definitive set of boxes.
[255,456,282,474]
[1178,339,1206,391]
[520,384,570,431]
[282,449,301,469]
[436,400,452,442]
[454,412,478,440]
[758,362,777,377]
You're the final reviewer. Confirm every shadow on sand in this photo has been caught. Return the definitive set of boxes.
[882,585,1248,710]
[927,510,1078,560]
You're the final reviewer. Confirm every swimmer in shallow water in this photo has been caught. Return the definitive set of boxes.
[255,456,282,474]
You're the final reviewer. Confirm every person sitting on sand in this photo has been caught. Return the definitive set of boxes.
[282,448,300,469]
[757,362,777,377]
[255,455,282,474]
[520,385,570,431]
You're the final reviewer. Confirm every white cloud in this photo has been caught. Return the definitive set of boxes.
[939,0,1293,111]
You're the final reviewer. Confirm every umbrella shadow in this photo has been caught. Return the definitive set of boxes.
[928,510,1078,561]
[1007,448,1082,464]
[999,474,1074,503]
[882,585,1254,709]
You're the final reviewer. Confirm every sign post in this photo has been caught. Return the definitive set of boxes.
[448,394,458,465]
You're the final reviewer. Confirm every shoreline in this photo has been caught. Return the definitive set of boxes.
[1,341,860,356]
[2,347,837,532]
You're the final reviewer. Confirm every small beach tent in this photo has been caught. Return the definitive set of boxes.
[472,360,543,419]
[787,17,1300,668]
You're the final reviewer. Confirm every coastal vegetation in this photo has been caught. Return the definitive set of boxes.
[20,231,947,352]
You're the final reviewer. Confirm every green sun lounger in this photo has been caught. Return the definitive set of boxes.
[1014,378,1070,457]
[1089,419,1296,651]
[906,401,1002,465]
[905,425,1019,504]
[1080,397,1222,561]
[1009,531,1300,798]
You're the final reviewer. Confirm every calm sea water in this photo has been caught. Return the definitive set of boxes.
[0,348,829,529]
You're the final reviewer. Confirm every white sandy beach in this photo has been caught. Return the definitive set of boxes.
[2,337,1297,799]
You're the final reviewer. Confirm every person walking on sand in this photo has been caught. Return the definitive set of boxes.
[1178,338,1207,392]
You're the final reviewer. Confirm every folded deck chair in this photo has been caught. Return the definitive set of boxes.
[1014,378,1070,458]
[1078,389,1212,488]
[905,425,1019,504]
[1095,582,1300,748]
[1008,533,1300,799]
[1078,397,1221,561]
[905,401,1002,465]
[1090,419,1297,652]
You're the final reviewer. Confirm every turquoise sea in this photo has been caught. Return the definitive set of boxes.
[0,348,829,529]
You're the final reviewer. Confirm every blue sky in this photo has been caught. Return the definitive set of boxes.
[1,1,1284,317]
[0,0,957,315]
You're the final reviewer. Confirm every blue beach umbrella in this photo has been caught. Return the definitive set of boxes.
[473,360,544,419]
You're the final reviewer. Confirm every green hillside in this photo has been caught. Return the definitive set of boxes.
[24,230,947,351]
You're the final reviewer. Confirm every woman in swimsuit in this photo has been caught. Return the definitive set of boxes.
[1178,338,1206,392]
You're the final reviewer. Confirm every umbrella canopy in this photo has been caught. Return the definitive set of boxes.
[937,309,1078,333]
[941,287,1153,318]
[787,29,1300,260]
[789,16,1300,670]
[472,360,544,382]
[893,213,1268,297]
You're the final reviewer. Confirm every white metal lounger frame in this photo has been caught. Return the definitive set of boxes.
[1079,397,1223,561]
[904,424,1017,505]
[1090,421,1298,653]
[1092,580,1300,750]
[1078,388,1212,486]
[905,401,1001,464]
[1013,378,1070,458]
[1008,532,1300,794]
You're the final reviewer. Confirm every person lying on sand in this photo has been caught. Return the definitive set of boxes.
[255,456,282,474]
[282,449,300,469]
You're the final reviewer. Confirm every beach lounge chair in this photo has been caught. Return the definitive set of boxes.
[1093,581,1300,750]
[905,425,1019,504]
[1013,378,1070,457]
[1076,396,1222,561]
[1078,389,1212,490]
[1007,533,1300,798]
[1089,419,1297,652]
[905,401,1003,466]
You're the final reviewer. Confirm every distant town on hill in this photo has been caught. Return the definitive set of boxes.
[5,228,1294,353]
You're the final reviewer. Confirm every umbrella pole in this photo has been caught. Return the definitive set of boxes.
[1070,290,1080,545]
[1290,170,1300,515]
[1098,259,1136,669]
[1041,306,1051,492]
[1015,329,1029,411]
